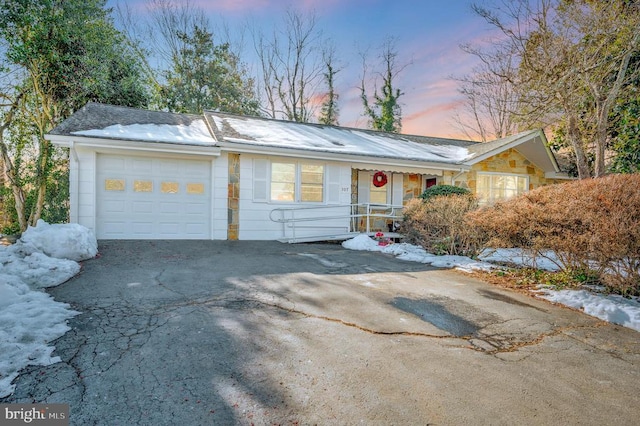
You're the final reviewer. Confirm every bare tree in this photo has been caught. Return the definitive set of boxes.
[452,44,521,141]
[471,0,640,178]
[252,9,324,122]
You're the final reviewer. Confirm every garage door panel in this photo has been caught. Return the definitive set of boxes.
[132,158,153,172]
[159,202,181,214]
[103,200,127,213]
[132,201,153,213]
[185,202,207,214]
[185,223,207,234]
[131,222,154,237]
[102,157,125,171]
[102,221,127,236]
[97,154,211,239]
[159,160,180,174]
[159,222,180,235]
[185,162,210,176]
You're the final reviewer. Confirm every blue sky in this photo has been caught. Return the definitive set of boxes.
[111,0,493,139]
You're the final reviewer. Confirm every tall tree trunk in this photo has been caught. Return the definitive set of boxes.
[30,136,51,227]
[0,94,28,231]
[0,141,28,231]
[567,114,591,179]
[594,108,608,177]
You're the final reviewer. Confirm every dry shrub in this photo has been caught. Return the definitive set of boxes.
[467,174,640,295]
[401,194,483,257]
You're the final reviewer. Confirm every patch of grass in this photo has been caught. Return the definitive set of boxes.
[469,267,602,293]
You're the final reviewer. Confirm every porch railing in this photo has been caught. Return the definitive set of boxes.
[268,203,404,243]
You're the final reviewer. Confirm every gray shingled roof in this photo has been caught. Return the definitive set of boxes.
[48,103,559,171]
[204,111,478,164]
[49,102,204,136]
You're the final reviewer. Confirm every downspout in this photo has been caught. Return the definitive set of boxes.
[451,169,466,186]
[69,140,79,223]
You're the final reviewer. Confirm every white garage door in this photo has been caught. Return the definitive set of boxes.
[96,154,212,239]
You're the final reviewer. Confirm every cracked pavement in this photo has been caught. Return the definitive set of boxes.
[2,240,639,425]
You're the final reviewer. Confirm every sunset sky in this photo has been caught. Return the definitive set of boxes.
[111,0,495,139]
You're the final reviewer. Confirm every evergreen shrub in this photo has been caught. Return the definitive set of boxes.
[419,184,470,201]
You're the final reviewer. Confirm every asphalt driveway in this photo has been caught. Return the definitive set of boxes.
[3,241,639,425]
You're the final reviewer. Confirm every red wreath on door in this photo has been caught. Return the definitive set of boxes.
[372,171,388,187]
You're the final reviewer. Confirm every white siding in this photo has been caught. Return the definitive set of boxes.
[238,154,352,240]
[74,147,97,233]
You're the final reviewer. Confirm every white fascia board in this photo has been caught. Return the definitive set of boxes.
[462,131,541,165]
[217,140,467,172]
[45,134,221,157]
[463,130,561,173]
[545,171,575,180]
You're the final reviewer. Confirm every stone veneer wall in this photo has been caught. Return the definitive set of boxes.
[403,174,423,204]
[351,169,358,205]
[227,153,240,240]
[450,148,561,191]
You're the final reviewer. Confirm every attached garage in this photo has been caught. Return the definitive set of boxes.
[96,154,212,239]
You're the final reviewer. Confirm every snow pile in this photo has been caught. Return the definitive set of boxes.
[537,289,640,331]
[0,221,94,398]
[478,248,562,271]
[342,234,640,332]
[21,219,98,261]
[342,234,495,273]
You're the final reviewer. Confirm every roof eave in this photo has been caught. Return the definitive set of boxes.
[46,134,221,157]
[462,129,561,173]
[217,139,468,171]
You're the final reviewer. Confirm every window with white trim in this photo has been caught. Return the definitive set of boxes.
[476,173,528,204]
[268,162,325,203]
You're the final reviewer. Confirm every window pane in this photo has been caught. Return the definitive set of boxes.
[476,173,528,204]
[301,164,324,202]
[476,175,491,204]
[271,163,295,182]
[271,182,295,201]
[271,163,295,201]
[301,185,323,202]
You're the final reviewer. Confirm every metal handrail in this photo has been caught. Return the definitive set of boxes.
[269,203,404,241]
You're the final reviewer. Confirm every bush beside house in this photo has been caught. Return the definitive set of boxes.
[466,174,640,296]
[401,190,482,257]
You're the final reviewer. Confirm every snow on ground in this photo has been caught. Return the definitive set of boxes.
[0,221,97,398]
[343,234,640,332]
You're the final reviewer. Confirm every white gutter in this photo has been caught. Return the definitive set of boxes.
[45,134,221,157]
[452,169,467,183]
[70,140,79,222]
[217,140,469,172]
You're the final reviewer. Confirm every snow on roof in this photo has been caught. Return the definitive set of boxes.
[72,120,216,146]
[210,114,472,163]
